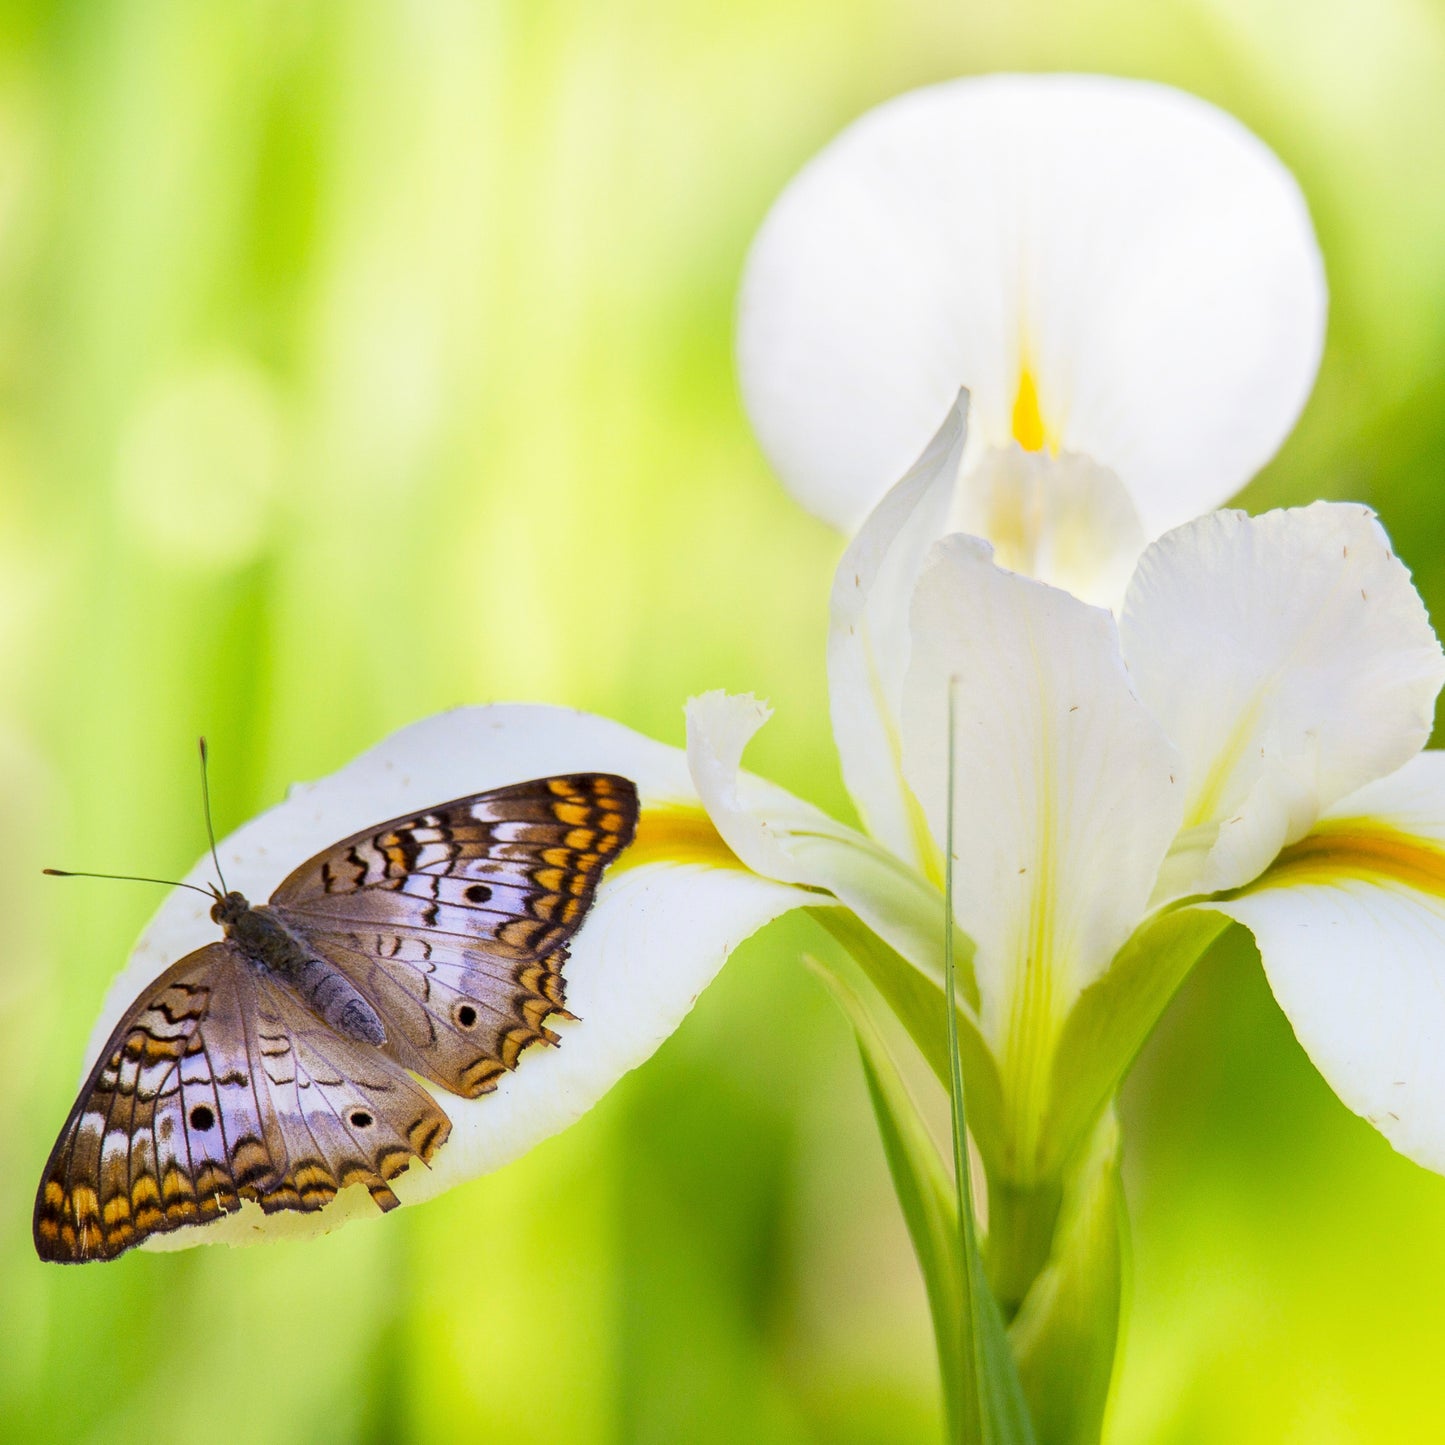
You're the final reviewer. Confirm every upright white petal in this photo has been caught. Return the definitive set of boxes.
[1214,752,1445,1175]
[900,538,1183,1054]
[739,73,1325,538]
[86,707,807,1251]
[828,394,966,876]
[1122,504,1445,900]
[956,445,1144,609]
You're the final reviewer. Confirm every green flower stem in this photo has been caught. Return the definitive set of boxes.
[816,903,1132,1443]
[812,959,1036,1444]
[812,881,1231,1440]
[1010,1112,1125,1445]
[985,1175,1064,1319]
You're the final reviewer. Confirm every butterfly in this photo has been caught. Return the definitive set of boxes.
[34,773,639,1264]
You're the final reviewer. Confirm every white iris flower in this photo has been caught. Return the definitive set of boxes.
[738,73,1327,608]
[722,73,1445,1189]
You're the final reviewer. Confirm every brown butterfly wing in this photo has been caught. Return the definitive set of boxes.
[273,926,565,1100]
[269,774,639,1098]
[34,943,451,1264]
[240,968,451,1218]
[36,945,262,1263]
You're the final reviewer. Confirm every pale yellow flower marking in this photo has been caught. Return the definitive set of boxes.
[1245,819,1445,899]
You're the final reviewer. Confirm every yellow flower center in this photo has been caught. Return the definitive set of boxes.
[614,803,745,873]
[1010,367,1051,453]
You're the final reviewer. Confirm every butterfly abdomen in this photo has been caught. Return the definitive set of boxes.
[223,902,387,1047]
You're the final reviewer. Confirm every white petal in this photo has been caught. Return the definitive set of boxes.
[1122,504,1445,899]
[685,689,819,886]
[80,706,806,1252]
[1213,752,1445,1174]
[900,537,1183,1047]
[1320,751,1445,833]
[954,445,1145,609]
[828,393,966,875]
[686,689,969,994]
[738,73,1325,537]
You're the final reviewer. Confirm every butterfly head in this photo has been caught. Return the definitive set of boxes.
[209,889,251,928]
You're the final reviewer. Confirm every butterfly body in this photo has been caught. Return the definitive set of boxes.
[213,891,386,1046]
[35,772,639,1264]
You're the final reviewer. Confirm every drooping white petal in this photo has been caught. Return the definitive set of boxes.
[84,706,807,1251]
[685,689,823,887]
[1212,751,1445,1174]
[828,393,966,876]
[1122,504,1445,900]
[899,536,1184,1051]
[738,73,1325,538]
[686,689,971,996]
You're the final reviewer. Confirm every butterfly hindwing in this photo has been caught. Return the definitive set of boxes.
[282,923,563,1098]
[271,774,639,1096]
[243,969,451,1215]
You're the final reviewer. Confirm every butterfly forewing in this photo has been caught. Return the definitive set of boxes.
[34,943,452,1263]
[270,774,639,1097]
[36,946,266,1263]
[272,774,637,939]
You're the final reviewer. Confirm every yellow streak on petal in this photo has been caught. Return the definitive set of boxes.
[1245,820,1445,899]
[999,650,1065,1182]
[1181,695,1266,832]
[612,803,747,874]
[862,627,944,888]
[1011,367,1050,454]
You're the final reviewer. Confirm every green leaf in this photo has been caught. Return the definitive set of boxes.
[811,906,1006,1175]
[1009,1112,1126,1445]
[1040,906,1232,1177]
[812,963,1036,1445]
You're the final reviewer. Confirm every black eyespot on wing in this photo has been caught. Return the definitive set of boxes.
[189,1105,216,1133]
[455,1004,477,1029]
[465,883,492,904]
[349,1110,374,1129]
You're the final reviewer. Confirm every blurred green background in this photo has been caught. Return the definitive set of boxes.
[2,1,1443,1441]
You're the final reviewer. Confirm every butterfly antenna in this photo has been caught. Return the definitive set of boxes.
[198,736,229,894]
[42,868,215,899]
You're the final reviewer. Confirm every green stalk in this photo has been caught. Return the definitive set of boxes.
[985,1177,1063,1318]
